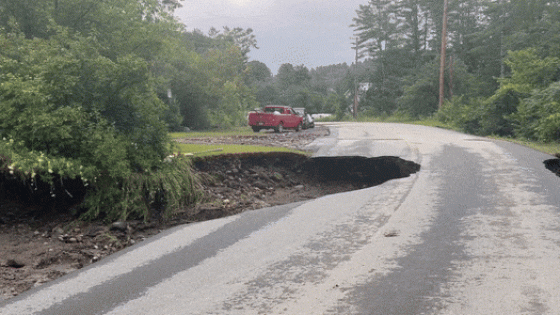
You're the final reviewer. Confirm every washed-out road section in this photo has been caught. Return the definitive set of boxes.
[2,122,560,314]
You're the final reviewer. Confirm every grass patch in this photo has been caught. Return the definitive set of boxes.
[170,126,259,139]
[174,143,306,157]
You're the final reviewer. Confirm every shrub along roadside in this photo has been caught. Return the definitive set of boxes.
[0,30,199,222]
[0,138,201,222]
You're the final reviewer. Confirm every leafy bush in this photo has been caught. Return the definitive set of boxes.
[436,48,560,139]
[472,49,560,137]
[513,82,560,142]
[0,28,199,221]
[476,84,528,136]
[208,79,257,129]
[80,156,200,222]
[436,96,484,134]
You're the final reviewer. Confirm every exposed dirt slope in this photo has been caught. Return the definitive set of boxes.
[0,126,421,300]
[1,128,332,300]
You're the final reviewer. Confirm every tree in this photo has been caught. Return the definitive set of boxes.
[394,0,428,65]
[0,0,51,39]
[399,57,476,117]
[208,26,258,60]
[276,63,297,91]
[275,63,312,106]
[247,61,272,83]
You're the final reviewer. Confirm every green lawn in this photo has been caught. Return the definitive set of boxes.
[170,126,310,157]
[173,142,306,157]
[170,126,261,139]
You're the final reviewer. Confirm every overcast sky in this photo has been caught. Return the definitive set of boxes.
[174,0,367,74]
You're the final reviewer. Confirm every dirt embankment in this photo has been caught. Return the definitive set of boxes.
[0,126,421,300]
[0,127,331,300]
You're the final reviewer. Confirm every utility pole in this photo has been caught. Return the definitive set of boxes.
[353,45,359,119]
[438,0,449,109]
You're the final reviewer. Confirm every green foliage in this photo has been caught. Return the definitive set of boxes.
[436,86,527,137]
[247,61,272,83]
[276,64,311,91]
[80,156,200,222]
[201,46,257,129]
[352,0,560,144]
[436,96,484,134]
[166,33,257,130]
[334,93,350,120]
[501,49,560,90]
[435,48,560,139]
[398,57,478,118]
[0,0,205,221]
[208,79,257,129]
[0,30,170,169]
[362,77,401,116]
[513,82,560,142]
[254,84,278,106]
[0,0,51,39]
[478,84,526,136]
[208,26,258,60]
[476,48,560,137]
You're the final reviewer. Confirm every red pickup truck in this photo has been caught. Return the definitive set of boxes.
[247,105,303,133]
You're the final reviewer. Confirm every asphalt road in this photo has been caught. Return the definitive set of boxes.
[3,122,560,314]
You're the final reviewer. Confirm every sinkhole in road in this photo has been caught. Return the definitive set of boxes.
[195,152,421,187]
[303,155,421,185]
[189,152,421,220]
[544,158,560,177]
[0,153,422,301]
[194,152,421,208]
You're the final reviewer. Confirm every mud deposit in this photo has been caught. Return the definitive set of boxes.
[0,127,420,300]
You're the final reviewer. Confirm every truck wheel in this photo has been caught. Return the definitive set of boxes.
[295,123,302,132]
[275,123,284,133]
[251,126,260,133]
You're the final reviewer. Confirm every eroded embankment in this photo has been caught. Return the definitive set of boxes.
[0,152,421,222]
[0,152,421,300]
[195,152,420,185]
[192,152,421,222]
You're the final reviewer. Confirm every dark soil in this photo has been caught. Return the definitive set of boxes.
[0,126,421,301]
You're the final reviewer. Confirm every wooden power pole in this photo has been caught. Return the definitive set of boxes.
[438,0,449,109]
[353,45,359,119]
